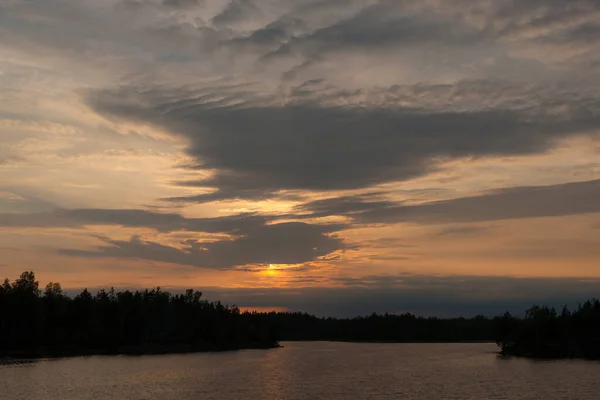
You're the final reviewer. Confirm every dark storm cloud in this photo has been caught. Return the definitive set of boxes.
[85,85,600,203]
[297,179,600,225]
[60,222,348,269]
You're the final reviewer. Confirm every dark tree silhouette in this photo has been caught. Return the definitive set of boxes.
[249,311,495,343]
[495,300,600,359]
[2,271,599,360]
[0,272,278,358]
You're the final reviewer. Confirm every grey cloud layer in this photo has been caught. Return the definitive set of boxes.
[86,84,600,202]
[4,0,600,203]
[60,221,345,269]
[4,179,599,233]
[0,208,269,233]
[220,0,600,59]
[3,179,599,269]
[4,0,600,281]
[260,1,488,63]
[4,0,599,73]
[297,179,600,224]
[0,208,348,268]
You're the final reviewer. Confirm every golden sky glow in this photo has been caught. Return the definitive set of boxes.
[1,0,600,316]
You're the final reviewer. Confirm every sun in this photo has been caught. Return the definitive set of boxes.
[265,264,278,276]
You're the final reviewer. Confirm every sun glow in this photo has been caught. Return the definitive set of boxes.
[265,264,279,276]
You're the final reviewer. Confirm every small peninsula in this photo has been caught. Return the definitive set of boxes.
[494,301,600,360]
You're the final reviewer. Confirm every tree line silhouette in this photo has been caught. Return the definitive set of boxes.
[0,272,278,357]
[251,311,495,342]
[2,271,599,359]
[494,301,600,359]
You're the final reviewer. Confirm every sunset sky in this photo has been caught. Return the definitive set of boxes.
[1,0,600,316]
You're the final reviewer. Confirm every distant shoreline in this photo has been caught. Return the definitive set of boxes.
[1,341,499,361]
[1,342,281,360]
[10,342,600,362]
[498,345,600,361]
[283,339,495,344]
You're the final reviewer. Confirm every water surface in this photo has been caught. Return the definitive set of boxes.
[2,342,599,399]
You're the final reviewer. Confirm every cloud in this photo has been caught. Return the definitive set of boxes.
[294,193,395,218]
[0,198,351,271]
[493,0,600,39]
[536,22,600,46]
[0,208,271,233]
[60,222,348,269]
[212,0,262,28]
[0,189,58,214]
[473,238,600,261]
[296,179,600,225]
[226,17,307,54]
[357,179,600,225]
[161,0,201,8]
[262,1,487,61]
[85,83,600,203]
[3,0,599,78]
[215,0,599,61]
[434,226,494,237]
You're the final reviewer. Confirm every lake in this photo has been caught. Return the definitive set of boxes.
[2,342,600,399]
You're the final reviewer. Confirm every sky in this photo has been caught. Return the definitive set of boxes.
[1,0,600,317]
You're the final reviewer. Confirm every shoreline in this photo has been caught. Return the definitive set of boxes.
[1,341,497,361]
[7,342,600,362]
[0,342,281,360]
[282,339,496,344]
[499,350,600,361]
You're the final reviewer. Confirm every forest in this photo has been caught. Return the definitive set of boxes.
[251,311,495,342]
[0,272,278,357]
[494,301,600,359]
[2,271,599,359]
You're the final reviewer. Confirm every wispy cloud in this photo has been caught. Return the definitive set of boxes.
[59,222,348,269]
